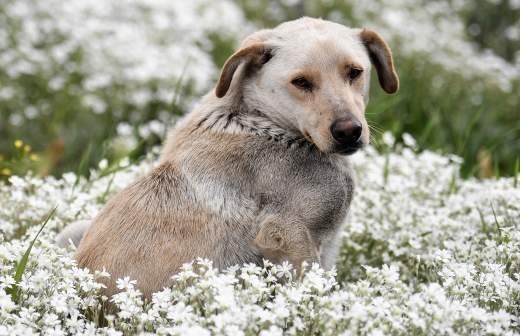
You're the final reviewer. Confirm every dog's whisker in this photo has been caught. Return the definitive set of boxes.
[368,121,386,132]
[369,134,384,151]
[369,132,381,144]
[368,122,385,134]
[368,126,384,136]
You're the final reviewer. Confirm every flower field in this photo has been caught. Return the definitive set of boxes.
[1,0,519,335]
[1,0,518,178]
[1,140,519,335]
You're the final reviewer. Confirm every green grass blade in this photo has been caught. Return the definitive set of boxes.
[98,173,116,203]
[514,157,519,188]
[72,143,93,192]
[476,207,491,239]
[7,206,57,302]
[489,202,502,241]
[383,153,390,185]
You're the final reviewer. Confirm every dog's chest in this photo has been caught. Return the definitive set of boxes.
[255,145,354,228]
[181,135,354,231]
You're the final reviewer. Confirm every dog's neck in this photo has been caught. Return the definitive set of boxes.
[189,98,315,150]
[160,94,325,163]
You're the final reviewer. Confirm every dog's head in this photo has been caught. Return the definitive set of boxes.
[215,17,398,155]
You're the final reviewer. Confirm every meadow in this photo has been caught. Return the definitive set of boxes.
[0,0,519,335]
[1,0,518,178]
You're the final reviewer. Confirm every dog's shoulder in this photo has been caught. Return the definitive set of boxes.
[164,104,354,191]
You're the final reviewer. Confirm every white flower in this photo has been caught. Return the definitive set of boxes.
[50,294,69,314]
[382,132,395,147]
[402,133,417,149]
[115,277,136,291]
[179,326,211,336]
[259,325,283,336]
[0,289,16,313]
[380,264,400,283]
[0,9,518,329]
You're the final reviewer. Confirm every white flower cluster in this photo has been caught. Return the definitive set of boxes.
[1,0,249,120]
[1,137,518,335]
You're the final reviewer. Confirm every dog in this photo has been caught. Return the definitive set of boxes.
[65,17,398,297]
[253,215,320,275]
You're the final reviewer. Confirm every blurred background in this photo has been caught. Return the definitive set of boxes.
[0,0,518,180]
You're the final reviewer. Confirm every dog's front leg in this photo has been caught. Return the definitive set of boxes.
[251,214,320,274]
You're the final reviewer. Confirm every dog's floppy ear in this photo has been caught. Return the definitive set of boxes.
[360,29,399,94]
[215,43,272,98]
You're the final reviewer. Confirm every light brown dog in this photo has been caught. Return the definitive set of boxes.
[66,17,398,297]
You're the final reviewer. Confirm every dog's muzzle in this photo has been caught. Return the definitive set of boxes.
[330,116,363,155]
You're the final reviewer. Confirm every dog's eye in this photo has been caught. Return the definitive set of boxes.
[291,77,314,92]
[347,68,363,83]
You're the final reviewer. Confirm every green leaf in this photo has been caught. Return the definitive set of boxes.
[7,206,57,303]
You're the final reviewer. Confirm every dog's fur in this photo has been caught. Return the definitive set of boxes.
[253,216,320,275]
[70,17,398,297]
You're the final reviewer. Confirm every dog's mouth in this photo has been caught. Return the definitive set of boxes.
[301,129,363,155]
[302,130,313,143]
[333,140,364,155]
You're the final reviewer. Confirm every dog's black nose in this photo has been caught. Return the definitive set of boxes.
[330,117,362,146]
